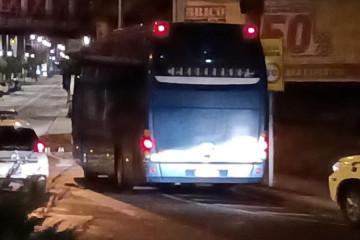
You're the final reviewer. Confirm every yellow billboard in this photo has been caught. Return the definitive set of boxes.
[262,0,360,82]
[261,39,284,92]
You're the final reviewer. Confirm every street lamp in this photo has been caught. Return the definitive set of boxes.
[60,52,69,60]
[57,44,65,51]
[37,36,43,43]
[30,34,36,40]
[42,40,52,48]
[7,51,13,57]
[83,36,91,46]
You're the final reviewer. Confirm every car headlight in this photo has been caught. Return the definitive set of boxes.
[332,162,341,172]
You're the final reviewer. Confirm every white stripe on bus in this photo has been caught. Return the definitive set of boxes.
[155,76,260,85]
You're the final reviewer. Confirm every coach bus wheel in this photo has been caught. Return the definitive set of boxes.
[115,155,124,188]
[115,148,136,190]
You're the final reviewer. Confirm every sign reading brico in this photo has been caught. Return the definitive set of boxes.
[261,39,284,92]
[185,6,226,22]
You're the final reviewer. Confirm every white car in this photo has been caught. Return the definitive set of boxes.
[0,125,49,194]
[0,82,9,96]
[329,156,360,226]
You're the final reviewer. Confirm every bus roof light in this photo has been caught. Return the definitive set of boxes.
[244,24,258,39]
[153,21,169,38]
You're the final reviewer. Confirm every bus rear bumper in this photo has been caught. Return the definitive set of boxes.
[147,176,262,184]
[146,162,264,184]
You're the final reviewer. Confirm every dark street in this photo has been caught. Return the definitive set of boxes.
[1,0,360,239]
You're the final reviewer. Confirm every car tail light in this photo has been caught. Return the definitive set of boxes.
[244,24,258,39]
[153,21,169,38]
[258,132,268,159]
[34,141,46,153]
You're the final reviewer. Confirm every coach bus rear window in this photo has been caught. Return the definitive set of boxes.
[152,23,265,85]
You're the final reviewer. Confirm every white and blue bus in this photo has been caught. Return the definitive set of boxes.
[144,22,268,184]
[72,21,268,188]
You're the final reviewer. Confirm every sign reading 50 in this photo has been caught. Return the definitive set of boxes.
[261,14,332,56]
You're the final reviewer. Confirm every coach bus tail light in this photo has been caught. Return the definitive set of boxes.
[258,132,268,160]
[153,21,170,38]
[244,24,258,39]
[140,130,155,153]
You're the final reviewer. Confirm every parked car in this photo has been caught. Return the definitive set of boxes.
[329,156,360,227]
[0,110,30,127]
[0,82,9,97]
[0,111,48,194]
[8,78,22,93]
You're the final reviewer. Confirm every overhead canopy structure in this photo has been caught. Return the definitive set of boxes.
[0,0,93,37]
[71,25,151,66]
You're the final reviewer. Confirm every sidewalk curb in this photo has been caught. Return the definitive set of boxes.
[47,152,75,183]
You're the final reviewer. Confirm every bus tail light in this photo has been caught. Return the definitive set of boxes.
[153,21,170,38]
[34,141,46,153]
[258,132,268,160]
[140,130,155,152]
[244,24,258,39]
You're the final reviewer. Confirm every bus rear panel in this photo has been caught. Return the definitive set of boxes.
[145,23,268,184]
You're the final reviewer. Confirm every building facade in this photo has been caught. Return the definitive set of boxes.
[174,0,360,83]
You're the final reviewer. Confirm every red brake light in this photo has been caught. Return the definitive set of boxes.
[244,24,258,39]
[258,132,268,160]
[153,21,169,38]
[259,133,269,152]
[34,141,46,153]
[140,137,154,152]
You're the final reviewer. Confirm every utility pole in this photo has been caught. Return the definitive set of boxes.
[173,0,177,22]
[118,0,122,28]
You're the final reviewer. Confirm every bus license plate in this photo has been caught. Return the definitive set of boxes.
[195,168,219,178]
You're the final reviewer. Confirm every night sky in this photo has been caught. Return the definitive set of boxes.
[94,0,172,27]
[123,0,172,26]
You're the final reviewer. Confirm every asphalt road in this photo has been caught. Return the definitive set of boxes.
[2,77,360,240]
[39,156,360,240]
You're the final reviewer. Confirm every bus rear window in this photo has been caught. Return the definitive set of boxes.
[152,23,265,81]
[153,23,263,60]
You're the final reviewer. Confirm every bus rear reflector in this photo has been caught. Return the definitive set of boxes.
[153,21,169,38]
[244,24,258,39]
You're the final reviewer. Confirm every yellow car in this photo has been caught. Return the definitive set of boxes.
[0,110,30,128]
[329,156,360,226]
